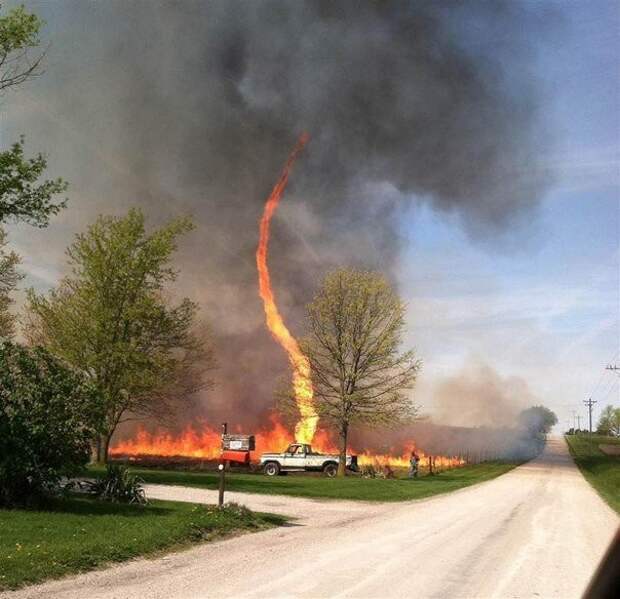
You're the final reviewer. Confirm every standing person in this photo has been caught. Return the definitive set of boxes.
[409,451,420,479]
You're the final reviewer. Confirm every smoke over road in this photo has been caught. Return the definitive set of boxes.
[432,359,537,429]
[12,1,553,429]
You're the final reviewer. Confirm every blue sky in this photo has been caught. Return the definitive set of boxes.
[397,1,619,429]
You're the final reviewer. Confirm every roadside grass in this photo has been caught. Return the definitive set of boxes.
[0,497,285,591]
[565,434,620,514]
[89,461,517,502]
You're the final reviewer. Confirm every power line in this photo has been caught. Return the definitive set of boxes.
[584,352,619,407]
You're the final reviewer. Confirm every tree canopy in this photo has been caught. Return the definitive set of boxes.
[0,5,68,227]
[295,268,421,475]
[0,138,67,226]
[596,405,620,437]
[518,405,558,435]
[26,209,216,461]
[0,227,21,338]
[0,4,44,92]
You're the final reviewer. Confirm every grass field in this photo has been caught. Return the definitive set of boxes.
[90,461,518,502]
[565,434,620,514]
[0,498,284,591]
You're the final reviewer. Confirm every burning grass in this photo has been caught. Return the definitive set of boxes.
[110,419,466,471]
[90,461,517,502]
[565,434,620,514]
[0,497,285,591]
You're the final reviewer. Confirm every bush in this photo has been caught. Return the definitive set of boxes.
[85,464,147,504]
[222,501,251,517]
[0,341,101,507]
[360,463,395,479]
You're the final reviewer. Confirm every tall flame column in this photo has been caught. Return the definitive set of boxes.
[255,133,318,444]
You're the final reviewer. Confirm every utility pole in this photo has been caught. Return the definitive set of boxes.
[577,414,581,430]
[583,398,597,434]
[571,410,577,429]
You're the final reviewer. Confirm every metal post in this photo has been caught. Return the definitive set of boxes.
[218,422,227,507]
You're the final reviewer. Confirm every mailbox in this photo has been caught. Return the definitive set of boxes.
[222,434,255,452]
[222,450,250,464]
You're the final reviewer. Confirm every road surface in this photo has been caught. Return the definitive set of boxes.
[5,437,618,599]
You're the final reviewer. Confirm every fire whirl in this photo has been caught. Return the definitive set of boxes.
[255,133,318,444]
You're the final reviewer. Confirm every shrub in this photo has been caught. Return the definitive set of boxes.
[222,501,252,517]
[85,464,147,504]
[0,341,101,507]
[360,463,395,479]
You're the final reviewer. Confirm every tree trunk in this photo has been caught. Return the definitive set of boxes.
[91,436,103,464]
[103,433,112,464]
[337,424,348,477]
[90,433,111,464]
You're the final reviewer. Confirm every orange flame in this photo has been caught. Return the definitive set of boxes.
[255,133,318,444]
[109,417,465,470]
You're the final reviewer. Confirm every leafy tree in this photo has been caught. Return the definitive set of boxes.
[0,341,101,507]
[0,4,44,92]
[0,227,22,338]
[518,405,558,435]
[0,5,68,226]
[0,137,67,226]
[596,405,620,437]
[26,209,215,462]
[295,268,421,476]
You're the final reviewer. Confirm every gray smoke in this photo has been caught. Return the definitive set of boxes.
[12,1,552,429]
[432,360,537,428]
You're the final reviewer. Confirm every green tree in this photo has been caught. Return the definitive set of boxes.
[296,268,421,476]
[518,405,558,435]
[0,227,22,338]
[0,137,67,226]
[26,209,216,462]
[0,4,44,92]
[596,405,620,437]
[0,341,101,507]
[0,5,68,226]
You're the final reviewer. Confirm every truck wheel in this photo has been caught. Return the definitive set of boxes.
[264,462,280,476]
[323,463,338,478]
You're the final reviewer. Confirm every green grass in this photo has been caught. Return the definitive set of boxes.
[90,461,517,502]
[0,497,285,591]
[565,434,620,514]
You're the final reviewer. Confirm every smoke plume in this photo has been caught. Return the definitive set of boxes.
[432,360,537,428]
[12,1,552,429]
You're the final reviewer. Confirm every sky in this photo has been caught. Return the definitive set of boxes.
[1,1,618,435]
[397,1,620,430]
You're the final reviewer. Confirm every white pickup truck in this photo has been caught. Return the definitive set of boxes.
[260,443,358,477]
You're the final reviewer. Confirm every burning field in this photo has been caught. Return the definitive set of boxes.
[109,417,465,471]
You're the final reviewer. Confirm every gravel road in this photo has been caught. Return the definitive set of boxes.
[5,437,618,599]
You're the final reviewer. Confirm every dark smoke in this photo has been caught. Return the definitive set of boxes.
[16,1,552,430]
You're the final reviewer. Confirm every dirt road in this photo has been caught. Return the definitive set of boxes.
[7,437,618,599]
